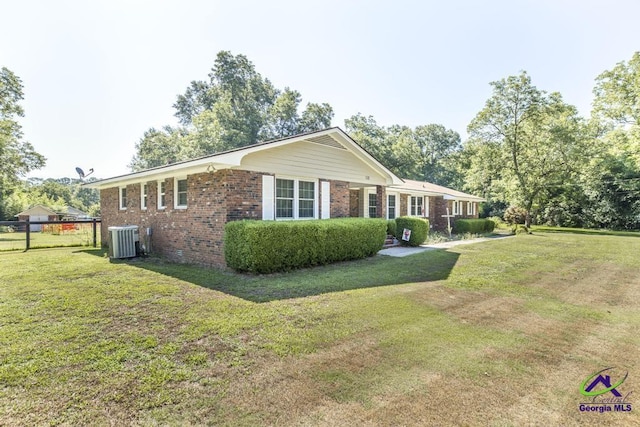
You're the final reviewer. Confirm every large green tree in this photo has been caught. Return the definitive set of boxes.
[593,51,640,126]
[413,124,463,186]
[466,72,586,227]
[7,177,101,218]
[129,126,186,171]
[0,67,46,220]
[131,52,333,171]
[344,113,463,186]
[584,52,640,229]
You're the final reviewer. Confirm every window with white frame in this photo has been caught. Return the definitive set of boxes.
[119,187,127,210]
[453,200,463,215]
[275,178,317,219]
[387,194,396,219]
[174,178,188,208]
[467,201,476,216]
[141,183,148,210]
[410,196,423,216]
[298,181,315,218]
[158,180,166,209]
[276,178,294,218]
[368,193,377,218]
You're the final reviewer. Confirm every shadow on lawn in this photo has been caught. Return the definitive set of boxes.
[110,249,461,303]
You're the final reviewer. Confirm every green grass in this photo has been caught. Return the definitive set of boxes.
[0,228,101,251]
[1,232,639,425]
[531,224,640,237]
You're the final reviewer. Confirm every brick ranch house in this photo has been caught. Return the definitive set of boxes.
[86,128,483,267]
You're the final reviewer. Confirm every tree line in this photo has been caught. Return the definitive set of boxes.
[465,54,640,229]
[2,51,639,229]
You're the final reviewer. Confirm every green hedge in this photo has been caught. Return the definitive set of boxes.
[453,218,496,234]
[224,218,387,273]
[395,216,429,247]
[386,220,397,237]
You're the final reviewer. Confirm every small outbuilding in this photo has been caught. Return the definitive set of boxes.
[15,205,58,232]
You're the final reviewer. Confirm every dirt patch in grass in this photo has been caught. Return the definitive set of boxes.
[211,335,384,425]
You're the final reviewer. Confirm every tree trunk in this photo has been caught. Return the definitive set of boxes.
[524,200,534,229]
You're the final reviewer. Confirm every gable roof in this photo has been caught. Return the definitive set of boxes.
[84,127,404,190]
[59,206,90,217]
[392,179,485,202]
[15,204,57,217]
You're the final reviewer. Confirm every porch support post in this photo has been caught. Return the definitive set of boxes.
[376,185,386,219]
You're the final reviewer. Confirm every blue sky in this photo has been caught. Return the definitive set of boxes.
[2,0,639,179]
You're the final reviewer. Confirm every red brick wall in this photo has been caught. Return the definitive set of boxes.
[375,185,386,219]
[100,173,228,267]
[428,200,479,232]
[349,190,360,217]
[329,180,350,218]
[100,171,356,267]
[399,194,408,217]
[222,170,262,222]
[432,197,450,231]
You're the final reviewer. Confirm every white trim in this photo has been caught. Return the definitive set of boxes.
[467,201,476,216]
[453,200,463,216]
[157,180,166,210]
[386,192,398,220]
[262,175,275,220]
[119,186,127,210]
[141,183,148,210]
[363,188,377,218]
[367,192,377,218]
[321,181,330,219]
[174,177,188,209]
[83,128,403,190]
[424,196,430,218]
[409,195,424,217]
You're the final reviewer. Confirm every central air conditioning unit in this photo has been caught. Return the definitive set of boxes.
[108,225,139,259]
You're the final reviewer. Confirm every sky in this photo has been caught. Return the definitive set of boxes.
[2,0,639,180]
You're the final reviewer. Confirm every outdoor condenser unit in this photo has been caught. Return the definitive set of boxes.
[108,225,139,259]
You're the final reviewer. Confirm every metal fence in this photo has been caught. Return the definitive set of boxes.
[0,219,101,251]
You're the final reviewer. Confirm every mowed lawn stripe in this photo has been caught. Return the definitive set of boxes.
[0,233,639,426]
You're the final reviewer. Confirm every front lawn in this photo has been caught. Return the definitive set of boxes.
[1,232,639,425]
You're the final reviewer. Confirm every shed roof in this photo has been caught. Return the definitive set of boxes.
[15,204,57,217]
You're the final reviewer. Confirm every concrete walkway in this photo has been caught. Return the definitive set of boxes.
[378,234,513,257]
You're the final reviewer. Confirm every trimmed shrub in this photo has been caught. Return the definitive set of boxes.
[395,216,429,247]
[504,206,527,225]
[453,219,496,234]
[224,218,387,273]
[386,220,397,237]
[487,216,506,230]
